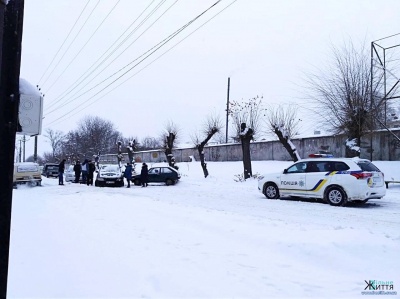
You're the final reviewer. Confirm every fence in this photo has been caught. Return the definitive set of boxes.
[99,129,400,164]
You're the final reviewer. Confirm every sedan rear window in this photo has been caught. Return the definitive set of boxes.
[356,161,381,172]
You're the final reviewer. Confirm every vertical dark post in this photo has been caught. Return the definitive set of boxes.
[19,139,22,162]
[34,135,38,162]
[22,134,25,161]
[225,77,230,143]
[0,0,25,297]
[383,48,387,126]
[370,42,374,161]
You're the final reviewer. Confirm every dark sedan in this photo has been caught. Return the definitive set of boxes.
[132,166,181,186]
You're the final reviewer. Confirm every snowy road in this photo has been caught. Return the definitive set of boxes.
[8,161,400,298]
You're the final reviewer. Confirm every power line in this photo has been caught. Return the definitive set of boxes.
[45,0,166,113]
[37,0,92,85]
[40,0,101,88]
[46,0,158,110]
[45,0,236,128]
[45,0,122,93]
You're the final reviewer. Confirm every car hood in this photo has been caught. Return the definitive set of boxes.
[99,171,122,178]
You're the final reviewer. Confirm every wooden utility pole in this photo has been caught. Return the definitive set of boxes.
[34,135,38,162]
[225,77,230,143]
[0,0,25,297]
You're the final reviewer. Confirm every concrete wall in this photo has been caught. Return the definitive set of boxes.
[100,129,400,164]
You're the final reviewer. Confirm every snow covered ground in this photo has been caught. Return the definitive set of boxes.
[8,160,400,298]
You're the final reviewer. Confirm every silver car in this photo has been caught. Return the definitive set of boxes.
[65,165,82,183]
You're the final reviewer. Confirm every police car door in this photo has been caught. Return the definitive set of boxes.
[304,161,329,198]
[280,161,307,196]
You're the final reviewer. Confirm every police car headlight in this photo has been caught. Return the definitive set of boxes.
[258,175,264,181]
[97,178,104,181]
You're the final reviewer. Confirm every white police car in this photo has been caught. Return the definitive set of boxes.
[257,157,386,206]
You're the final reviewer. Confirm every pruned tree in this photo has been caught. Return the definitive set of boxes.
[191,114,223,177]
[228,96,263,179]
[44,128,64,161]
[264,104,302,162]
[305,41,388,157]
[124,138,138,165]
[161,121,179,169]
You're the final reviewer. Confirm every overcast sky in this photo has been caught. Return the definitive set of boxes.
[18,0,400,158]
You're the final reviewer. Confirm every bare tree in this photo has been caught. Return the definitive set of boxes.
[229,96,263,179]
[191,114,223,177]
[44,128,64,160]
[140,136,162,150]
[264,104,302,162]
[161,121,179,169]
[26,155,44,164]
[61,115,122,161]
[305,41,387,157]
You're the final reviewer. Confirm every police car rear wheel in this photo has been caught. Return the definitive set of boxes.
[264,183,279,199]
[326,187,347,206]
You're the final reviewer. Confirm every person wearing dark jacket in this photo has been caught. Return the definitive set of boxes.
[124,162,133,188]
[81,159,89,184]
[87,161,96,186]
[73,160,81,183]
[140,163,149,187]
[58,159,66,185]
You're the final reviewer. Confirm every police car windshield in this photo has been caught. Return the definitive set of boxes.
[356,161,380,172]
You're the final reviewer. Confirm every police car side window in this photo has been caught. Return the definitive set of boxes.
[287,162,306,173]
[333,162,350,171]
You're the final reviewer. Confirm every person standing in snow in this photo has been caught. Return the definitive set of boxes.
[124,162,133,188]
[81,159,88,184]
[94,154,100,172]
[73,160,81,183]
[140,163,149,187]
[58,159,66,185]
[87,160,96,186]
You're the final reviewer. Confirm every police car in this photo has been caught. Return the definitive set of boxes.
[257,157,386,206]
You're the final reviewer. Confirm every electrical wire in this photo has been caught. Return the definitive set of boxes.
[45,0,166,112]
[45,0,122,93]
[44,0,227,127]
[37,0,92,85]
[40,0,101,88]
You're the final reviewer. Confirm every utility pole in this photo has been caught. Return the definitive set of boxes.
[0,0,25,297]
[34,135,38,162]
[19,139,22,162]
[225,77,230,143]
[22,134,26,161]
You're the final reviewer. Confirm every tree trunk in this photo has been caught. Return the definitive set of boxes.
[274,128,299,162]
[164,133,175,167]
[197,127,218,178]
[239,123,253,179]
[345,136,361,158]
[197,146,209,178]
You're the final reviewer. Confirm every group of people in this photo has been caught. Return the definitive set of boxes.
[123,162,149,188]
[58,158,96,186]
[58,158,149,188]
[76,159,97,185]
